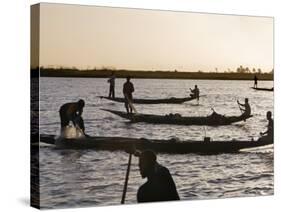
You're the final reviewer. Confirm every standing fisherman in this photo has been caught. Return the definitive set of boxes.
[108,72,116,99]
[254,75,258,88]
[123,77,135,114]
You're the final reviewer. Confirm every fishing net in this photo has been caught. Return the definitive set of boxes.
[61,125,85,139]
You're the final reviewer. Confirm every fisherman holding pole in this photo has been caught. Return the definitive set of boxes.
[123,77,135,114]
[237,98,251,117]
[190,85,200,104]
[254,75,258,88]
[121,148,180,204]
[108,71,116,99]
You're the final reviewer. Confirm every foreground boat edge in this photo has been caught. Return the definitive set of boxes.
[35,134,273,155]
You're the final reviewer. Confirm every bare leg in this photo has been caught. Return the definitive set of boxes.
[125,102,129,114]
[109,87,112,98]
[112,86,115,99]
[60,112,69,134]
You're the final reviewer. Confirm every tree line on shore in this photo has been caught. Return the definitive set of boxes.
[31,65,273,80]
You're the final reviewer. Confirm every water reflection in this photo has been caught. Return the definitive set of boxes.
[39,78,273,209]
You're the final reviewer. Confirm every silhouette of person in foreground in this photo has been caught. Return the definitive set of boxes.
[190,85,200,103]
[254,75,258,88]
[59,99,88,136]
[237,98,251,117]
[259,111,273,142]
[108,72,115,99]
[137,150,180,203]
[123,77,135,114]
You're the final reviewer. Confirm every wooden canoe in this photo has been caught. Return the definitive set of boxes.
[37,134,273,154]
[98,95,203,104]
[102,109,253,126]
[251,87,273,91]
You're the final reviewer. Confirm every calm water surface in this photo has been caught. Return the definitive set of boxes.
[39,78,274,209]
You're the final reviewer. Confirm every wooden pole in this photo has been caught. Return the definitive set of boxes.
[121,153,132,204]
[237,100,243,115]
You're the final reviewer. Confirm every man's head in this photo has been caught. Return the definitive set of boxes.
[139,150,157,178]
[245,98,249,103]
[78,99,85,109]
[195,85,198,88]
[126,76,131,82]
[267,111,272,120]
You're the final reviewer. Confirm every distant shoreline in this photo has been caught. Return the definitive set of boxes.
[33,68,274,81]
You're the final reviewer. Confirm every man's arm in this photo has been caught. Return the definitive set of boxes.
[77,108,83,116]
[237,101,245,107]
[260,123,272,136]
[262,124,273,136]
[72,108,83,127]
[260,129,268,136]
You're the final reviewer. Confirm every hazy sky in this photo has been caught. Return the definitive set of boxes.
[37,3,273,72]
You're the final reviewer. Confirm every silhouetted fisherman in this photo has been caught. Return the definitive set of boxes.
[237,98,251,117]
[137,150,180,203]
[123,77,134,114]
[254,75,258,88]
[190,85,200,103]
[259,111,273,142]
[59,99,88,136]
[108,72,116,99]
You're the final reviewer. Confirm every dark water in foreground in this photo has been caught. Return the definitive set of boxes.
[39,78,273,209]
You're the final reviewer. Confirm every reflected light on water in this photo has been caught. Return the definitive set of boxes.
[38,78,273,209]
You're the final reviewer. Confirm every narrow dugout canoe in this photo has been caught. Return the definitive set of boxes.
[251,87,273,91]
[37,134,273,154]
[102,109,253,126]
[98,95,203,104]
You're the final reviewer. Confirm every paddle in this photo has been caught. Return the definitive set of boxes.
[121,151,132,204]
[237,100,243,115]
[237,100,247,122]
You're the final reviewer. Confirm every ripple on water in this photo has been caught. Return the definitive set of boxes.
[39,78,273,208]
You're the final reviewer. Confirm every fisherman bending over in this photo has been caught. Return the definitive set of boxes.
[237,98,251,117]
[190,85,200,103]
[259,111,273,142]
[59,99,88,136]
[137,150,180,202]
[108,72,116,99]
[123,77,134,114]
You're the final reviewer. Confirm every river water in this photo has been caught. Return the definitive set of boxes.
[38,77,274,209]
